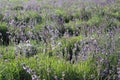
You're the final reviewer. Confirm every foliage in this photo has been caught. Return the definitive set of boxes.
[0,0,120,80]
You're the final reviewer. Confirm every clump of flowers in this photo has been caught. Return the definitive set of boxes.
[15,40,37,57]
[22,63,39,80]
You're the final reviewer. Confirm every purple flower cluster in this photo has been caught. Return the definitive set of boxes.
[22,63,39,80]
[15,40,37,57]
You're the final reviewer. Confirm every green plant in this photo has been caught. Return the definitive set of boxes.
[0,22,9,45]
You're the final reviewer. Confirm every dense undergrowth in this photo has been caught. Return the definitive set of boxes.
[0,0,120,80]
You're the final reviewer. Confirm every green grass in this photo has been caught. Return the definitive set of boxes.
[0,50,94,80]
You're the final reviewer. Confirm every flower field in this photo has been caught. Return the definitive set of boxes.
[0,0,120,80]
